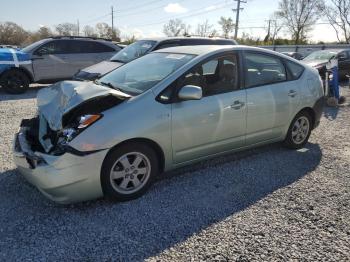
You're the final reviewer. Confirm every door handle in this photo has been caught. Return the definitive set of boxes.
[230,100,245,110]
[288,90,297,97]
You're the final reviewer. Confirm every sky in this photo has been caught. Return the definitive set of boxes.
[0,0,339,42]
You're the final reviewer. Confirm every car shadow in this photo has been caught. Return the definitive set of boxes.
[0,142,322,261]
[0,84,47,101]
[323,105,339,120]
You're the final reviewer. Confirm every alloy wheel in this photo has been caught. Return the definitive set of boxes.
[291,116,310,145]
[110,152,151,194]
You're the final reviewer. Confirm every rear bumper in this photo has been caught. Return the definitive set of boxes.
[13,129,108,204]
[312,96,325,129]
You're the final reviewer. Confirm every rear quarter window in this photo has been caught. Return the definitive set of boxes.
[285,60,304,80]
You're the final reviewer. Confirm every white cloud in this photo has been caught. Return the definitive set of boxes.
[164,3,188,14]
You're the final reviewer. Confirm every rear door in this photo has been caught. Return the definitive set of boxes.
[66,40,118,75]
[243,51,301,145]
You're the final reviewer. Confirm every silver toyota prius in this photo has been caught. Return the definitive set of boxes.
[13,45,324,204]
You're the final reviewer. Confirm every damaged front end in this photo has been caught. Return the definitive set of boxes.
[13,80,131,203]
[18,80,130,164]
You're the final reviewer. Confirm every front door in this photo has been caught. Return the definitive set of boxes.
[32,40,72,81]
[171,53,247,164]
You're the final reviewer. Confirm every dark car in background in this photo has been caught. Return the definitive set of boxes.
[73,37,238,81]
[0,36,121,93]
[302,49,350,79]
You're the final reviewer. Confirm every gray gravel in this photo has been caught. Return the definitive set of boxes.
[0,86,349,261]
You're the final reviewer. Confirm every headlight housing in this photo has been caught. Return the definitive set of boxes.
[58,114,102,145]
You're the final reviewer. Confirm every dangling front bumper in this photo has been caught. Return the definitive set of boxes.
[13,126,108,204]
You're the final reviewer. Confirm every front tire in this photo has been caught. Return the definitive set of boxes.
[0,69,30,94]
[101,143,159,201]
[284,111,312,149]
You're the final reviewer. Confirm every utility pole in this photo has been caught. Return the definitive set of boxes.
[264,19,271,43]
[77,19,80,36]
[233,0,246,40]
[111,6,114,39]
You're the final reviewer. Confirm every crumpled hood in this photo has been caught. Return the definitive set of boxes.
[37,80,130,131]
[81,60,124,75]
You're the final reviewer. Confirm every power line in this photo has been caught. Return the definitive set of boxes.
[81,13,110,24]
[114,0,166,13]
[113,0,185,18]
[111,6,114,33]
[127,2,233,28]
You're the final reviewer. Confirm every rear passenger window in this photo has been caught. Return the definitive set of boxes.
[90,42,115,53]
[244,52,286,88]
[285,60,304,80]
[65,41,115,54]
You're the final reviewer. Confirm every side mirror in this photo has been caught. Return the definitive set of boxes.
[34,50,44,56]
[178,85,202,101]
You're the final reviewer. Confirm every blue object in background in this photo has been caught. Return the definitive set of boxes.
[331,66,340,99]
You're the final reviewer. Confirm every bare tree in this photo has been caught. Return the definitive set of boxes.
[55,23,78,36]
[321,0,350,43]
[183,24,191,36]
[276,0,324,44]
[37,26,52,39]
[95,23,120,40]
[264,14,283,44]
[196,20,217,37]
[0,22,28,45]
[83,25,96,37]
[163,19,185,36]
[218,17,235,38]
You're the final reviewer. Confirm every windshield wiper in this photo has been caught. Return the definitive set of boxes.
[110,59,125,63]
[100,81,117,89]
[96,80,127,93]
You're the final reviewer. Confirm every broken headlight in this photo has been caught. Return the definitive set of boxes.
[58,114,102,145]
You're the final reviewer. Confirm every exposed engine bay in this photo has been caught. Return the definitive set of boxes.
[21,90,126,156]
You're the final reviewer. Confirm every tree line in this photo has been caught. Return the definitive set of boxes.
[163,0,350,45]
[0,22,121,46]
[2,0,350,46]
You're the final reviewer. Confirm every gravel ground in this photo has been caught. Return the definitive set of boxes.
[0,85,349,261]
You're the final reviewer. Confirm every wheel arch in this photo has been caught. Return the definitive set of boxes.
[103,138,166,174]
[296,107,316,129]
[0,66,34,83]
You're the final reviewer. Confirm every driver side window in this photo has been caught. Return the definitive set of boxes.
[34,40,66,55]
[178,54,239,97]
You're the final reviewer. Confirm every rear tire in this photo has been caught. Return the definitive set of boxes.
[284,111,312,149]
[101,142,159,201]
[0,69,30,94]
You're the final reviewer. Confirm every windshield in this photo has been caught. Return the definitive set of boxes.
[21,39,47,53]
[110,40,156,63]
[98,52,195,95]
[303,50,337,61]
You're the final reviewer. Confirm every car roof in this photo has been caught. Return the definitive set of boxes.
[140,36,237,43]
[312,49,350,53]
[154,45,281,56]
